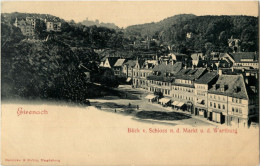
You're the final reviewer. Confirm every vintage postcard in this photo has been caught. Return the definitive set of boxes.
[1,1,259,165]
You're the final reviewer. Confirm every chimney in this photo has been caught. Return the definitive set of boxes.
[218,69,222,76]
[245,77,249,84]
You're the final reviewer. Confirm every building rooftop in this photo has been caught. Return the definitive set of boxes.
[106,57,120,67]
[191,53,204,60]
[175,68,206,80]
[114,59,126,67]
[195,71,218,84]
[153,62,183,74]
[229,52,258,63]
[208,74,249,99]
[124,60,137,68]
[146,62,183,82]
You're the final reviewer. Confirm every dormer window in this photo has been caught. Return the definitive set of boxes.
[224,85,228,91]
[236,86,241,93]
[215,84,220,90]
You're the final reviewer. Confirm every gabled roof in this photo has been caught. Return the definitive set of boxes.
[191,53,204,60]
[229,52,258,63]
[208,75,248,99]
[106,57,120,67]
[195,71,218,84]
[114,59,126,67]
[136,59,146,68]
[124,60,137,68]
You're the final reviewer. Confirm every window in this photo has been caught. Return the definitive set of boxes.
[218,104,221,109]
[236,108,238,113]
[223,105,225,110]
[232,107,234,112]
[214,103,216,108]
[239,109,242,114]
[239,99,242,104]
[210,102,212,107]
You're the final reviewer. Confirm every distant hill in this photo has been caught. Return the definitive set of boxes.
[80,18,119,29]
[124,14,258,53]
[1,12,65,24]
[124,14,196,38]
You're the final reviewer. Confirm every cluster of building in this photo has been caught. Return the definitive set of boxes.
[13,16,61,37]
[99,51,259,128]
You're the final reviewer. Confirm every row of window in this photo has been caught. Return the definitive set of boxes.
[232,107,242,114]
[150,80,170,86]
[197,92,206,96]
[173,93,193,101]
[175,79,192,85]
[196,85,206,89]
[236,63,258,66]
[232,97,242,104]
[133,71,150,77]
[149,87,170,95]
[209,94,226,101]
[173,86,193,93]
[209,102,226,110]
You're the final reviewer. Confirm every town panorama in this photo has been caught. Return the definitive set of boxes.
[1,12,259,128]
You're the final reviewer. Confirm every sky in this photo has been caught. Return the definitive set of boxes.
[1,1,258,28]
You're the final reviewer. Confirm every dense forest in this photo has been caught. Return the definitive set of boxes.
[1,13,123,103]
[1,12,258,103]
[125,15,258,53]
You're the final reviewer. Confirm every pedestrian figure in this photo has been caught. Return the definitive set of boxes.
[115,109,117,113]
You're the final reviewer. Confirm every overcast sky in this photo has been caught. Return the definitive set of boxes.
[1,1,258,28]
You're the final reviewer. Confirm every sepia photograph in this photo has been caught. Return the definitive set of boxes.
[1,1,259,165]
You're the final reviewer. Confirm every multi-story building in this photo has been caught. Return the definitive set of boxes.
[113,59,126,76]
[147,62,182,97]
[229,52,259,69]
[45,18,61,32]
[194,71,218,118]
[122,60,137,82]
[208,73,258,127]
[171,68,207,112]
[13,17,38,37]
[132,60,156,90]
